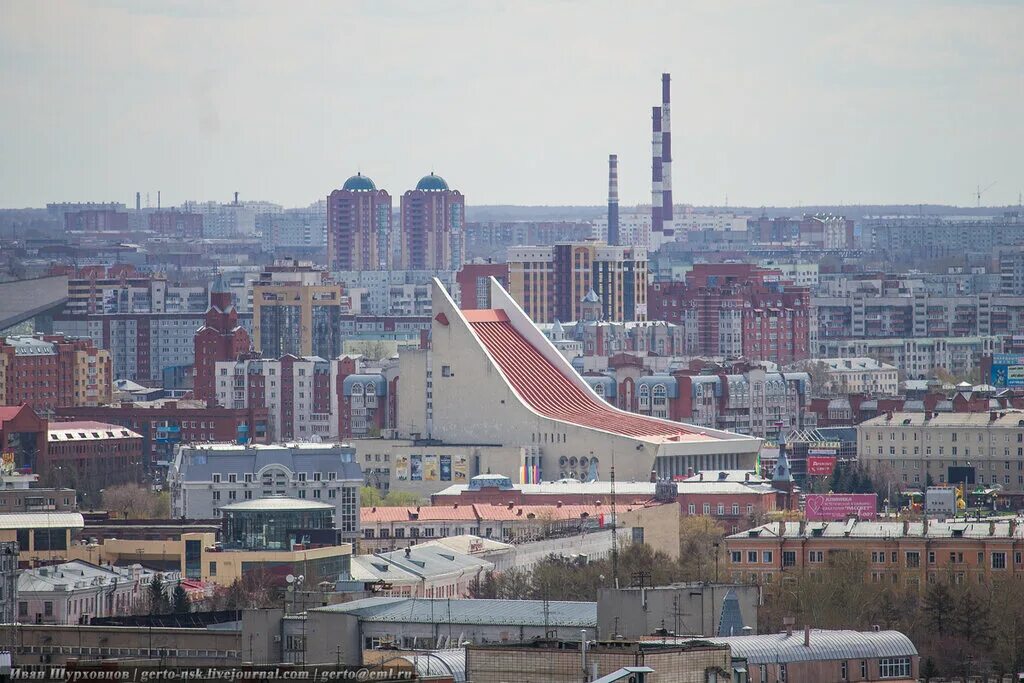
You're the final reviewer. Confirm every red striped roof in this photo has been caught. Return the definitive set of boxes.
[466,313,716,441]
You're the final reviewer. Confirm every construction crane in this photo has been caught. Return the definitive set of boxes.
[976,181,997,208]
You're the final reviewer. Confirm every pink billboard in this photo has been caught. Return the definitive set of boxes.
[804,493,878,521]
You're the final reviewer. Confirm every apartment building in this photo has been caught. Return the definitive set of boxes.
[725,518,1024,587]
[64,265,207,315]
[169,442,362,545]
[803,357,900,397]
[648,263,811,365]
[858,411,1024,491]
[506,242,648,323]
[252,259,350,360]
[816,335,1002,379]
[0,335,111,413]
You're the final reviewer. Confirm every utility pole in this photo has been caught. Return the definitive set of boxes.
[610,452,618,589]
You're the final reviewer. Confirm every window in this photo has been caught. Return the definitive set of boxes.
[212,473,221,483]
[841,661,848,680]
[731,551,742,563]
[993,552,1007,570]
[906,552,920,568]
[688,504,696,515]
[762,551,773,564]
[44,601,53,617]
[209,562,217,577]
[808,551,824,563]
[228,474,237,483]
[928,551,935,564]
[779,663,787,681]
[879,657,911,678]
[783,551,796,567]
[861,661,867,678]
[747,551,758,563]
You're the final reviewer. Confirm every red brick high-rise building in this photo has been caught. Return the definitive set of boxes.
[456,261,509,310]
[0,335,111,414]
[400,173,465,271]
[149,209,204,238]
[327,174,393,271]
[648,263,810,365]
[193,290,251,403]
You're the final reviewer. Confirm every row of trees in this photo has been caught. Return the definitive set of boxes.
[144,574,190,614]
[360,486,422,507]
[102,483,170,519]
[760,553,1024,678]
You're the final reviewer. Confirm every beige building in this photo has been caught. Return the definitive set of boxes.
[66,531,353,588]
[858,410,1024,491]
[252,259,351,359]
[466,639,733,683]
[506,243,648,323]
[803,357,900,397]
[354,438,530,498]
[395,278,760,485]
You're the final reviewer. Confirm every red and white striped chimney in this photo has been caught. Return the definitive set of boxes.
[660,73,674,236]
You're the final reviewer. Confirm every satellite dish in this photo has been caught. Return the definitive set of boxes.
[286,574,295,584]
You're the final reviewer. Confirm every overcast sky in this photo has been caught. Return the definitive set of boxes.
[1,0,1022,209]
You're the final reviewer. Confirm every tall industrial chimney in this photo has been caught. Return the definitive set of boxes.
[135,192,141,212]
[157,190,161,210]
[660,73,674,236]
[607,154,620,246]
[651,106,663,233]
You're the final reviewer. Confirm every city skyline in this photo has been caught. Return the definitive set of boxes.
[0,1,1021,209]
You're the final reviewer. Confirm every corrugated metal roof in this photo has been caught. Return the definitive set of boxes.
[312,597,596,627]
[733,519,1024,540]
[708,629,917,663]
[0,512,84,530]
[399,650,466,683]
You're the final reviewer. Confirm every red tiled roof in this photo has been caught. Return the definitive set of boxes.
[415,505,478,521]
[466,312,715,441]
[361,506,414,523]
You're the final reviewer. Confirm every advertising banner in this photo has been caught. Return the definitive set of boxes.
[440,455,452,481]
[805,493,877,521]
[807,456,837,476]
[453,455,468,482]
[991,353,1024,388]
[424,454,439,481]
[395,455,409,481]
[410,454,423,481]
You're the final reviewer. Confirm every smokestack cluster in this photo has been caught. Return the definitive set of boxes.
[607,154,619,245]
[651,72,674,236]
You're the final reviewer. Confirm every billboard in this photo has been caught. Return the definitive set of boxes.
[990,353,1024,388]
[807,456,837,476]
[804,493,877,521]
[807,441,840,456]
[409,454,423,481]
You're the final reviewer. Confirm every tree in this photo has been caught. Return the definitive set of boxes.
[921,657,938,682]
[677,517,727,582]
[171,583,190,614]
[383,491,422,507]
[148,573,168,615]
[361,486,383,507]
[102,484,169,519]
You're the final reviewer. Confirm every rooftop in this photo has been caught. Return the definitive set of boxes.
[312,597,596,627]
[0,512,85,530]
[734,519,1024,541]
[707,629,917,664]
[48,422,139,442]
[860,410,1024,428]
[220,498,335,512]
[414,173,449,192]
[342,173,377,192]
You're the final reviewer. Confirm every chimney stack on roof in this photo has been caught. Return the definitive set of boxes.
[783,617,795,637]
[804,625,811,647]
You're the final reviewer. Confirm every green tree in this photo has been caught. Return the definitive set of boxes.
[148,573,168,615]
[921,582,952,636]
[171,583,190,614]
[360,486,383,507]
[383,491,422,507]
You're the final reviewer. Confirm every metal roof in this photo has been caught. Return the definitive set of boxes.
[312,597,596,627]
[0,512,84,530]
[399,650,465,683]
[220,498,335,512]
[342,374,387,397]
[708,629,917,664]
[734,519,1024,540]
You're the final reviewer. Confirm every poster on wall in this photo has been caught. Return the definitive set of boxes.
[805,493,877,521]
[440,455,452,481]
[410,454,423,481]
[453,455,468,482]
[424,455,439,481]
[991,353,1024,388]
[395,455,410,481]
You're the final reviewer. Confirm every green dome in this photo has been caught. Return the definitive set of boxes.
[415,173,449,192]
[342,173,376,191]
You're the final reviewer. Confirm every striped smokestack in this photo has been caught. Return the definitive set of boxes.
[608,154,620,246]
[651,106,663,233]
[660,73,674,236]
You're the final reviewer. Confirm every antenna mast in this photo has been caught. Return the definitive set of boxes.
[610,452,618,588]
